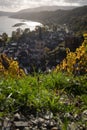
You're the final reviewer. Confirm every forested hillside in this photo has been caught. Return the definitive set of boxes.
[11,5,87,33]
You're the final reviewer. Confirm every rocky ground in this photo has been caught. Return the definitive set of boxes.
[0,110,87,130]
[0,94,87,130]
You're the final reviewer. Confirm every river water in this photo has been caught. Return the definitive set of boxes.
[0,16,42,36]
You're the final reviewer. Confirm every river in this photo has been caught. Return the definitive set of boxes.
[0,16,42,36]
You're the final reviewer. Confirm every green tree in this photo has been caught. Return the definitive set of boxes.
[2,33,8,45]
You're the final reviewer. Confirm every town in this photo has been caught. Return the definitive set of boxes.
[0,24,83,74]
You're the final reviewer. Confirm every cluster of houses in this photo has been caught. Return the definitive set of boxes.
[0,25,82,73]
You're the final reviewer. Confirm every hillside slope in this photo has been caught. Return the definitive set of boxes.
[0,11,14,16]
[11,5,87,33]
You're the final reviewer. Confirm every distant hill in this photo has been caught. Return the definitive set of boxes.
[11,5,87,33]
[10,5,76,22]
[0,6,75,17]
[0,11,14,16]
[10,5,76,19]
[17,6,76,13]
[0,6,76,16]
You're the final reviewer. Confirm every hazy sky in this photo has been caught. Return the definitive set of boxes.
[0,0,87,12]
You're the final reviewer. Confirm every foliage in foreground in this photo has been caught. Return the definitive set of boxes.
[0,54,25,77]
[0,72,87,116]
[55,33,87,75]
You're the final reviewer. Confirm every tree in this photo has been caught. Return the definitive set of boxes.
[11,31,17,42]
[11,28,23,42]
[2,32,8,45]
[23,28,30,35]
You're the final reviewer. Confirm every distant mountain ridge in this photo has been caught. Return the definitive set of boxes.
[11,5,87,33]
[0,5,76,16]
[17,6,76,13]
[0,11,14,16]
[0,5,87,33]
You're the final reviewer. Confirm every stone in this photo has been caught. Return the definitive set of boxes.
[82,110,87,121]
[0,122,2,127]
[51,127,58,130]
[14,113,21,121]
[31,119,37,125]
[24,127,29,130]
[14,121,29,127]
[38,117,45,123]
[50,121,54,127]
[44,111,53,120]
[68,122,77,130]
[64,112,73,121]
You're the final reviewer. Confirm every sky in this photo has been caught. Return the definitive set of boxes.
[0,0,87,12]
